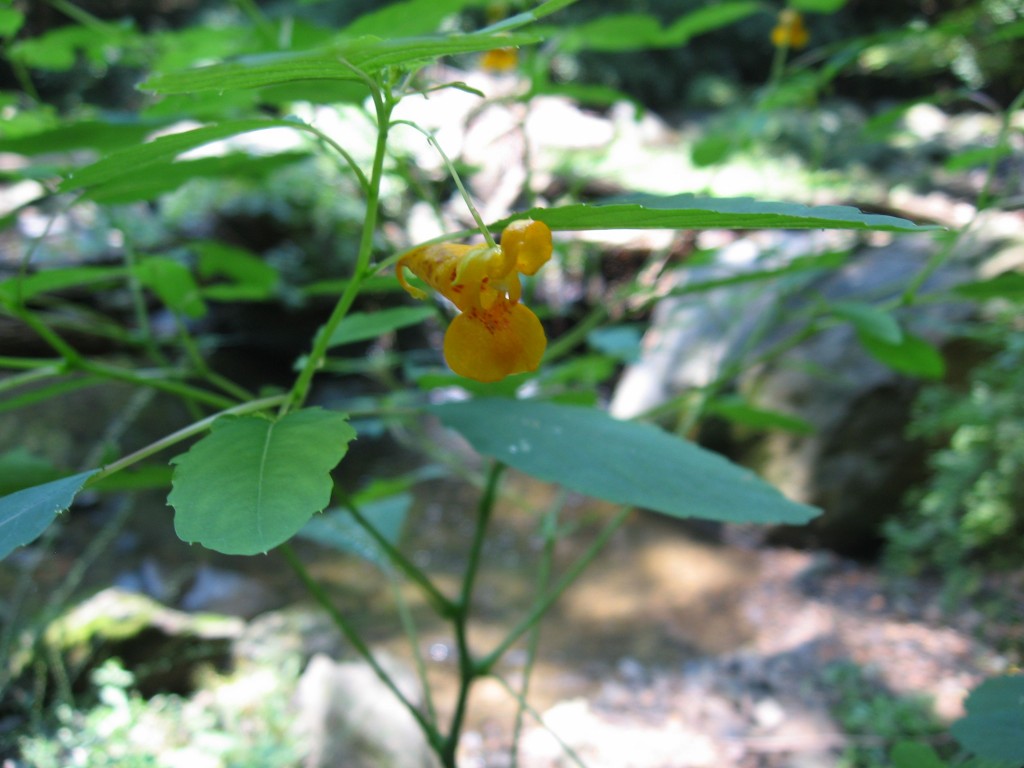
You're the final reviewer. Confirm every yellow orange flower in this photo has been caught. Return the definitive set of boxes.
[480,47,519,73]
[771,9,809,49]
[397,219,553,382]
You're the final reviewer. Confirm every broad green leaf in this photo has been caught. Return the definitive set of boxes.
[554,14,664,53]
[587,324,643,363]
[945,146,1011,173]
[992,19,1024,42]
[343,0,484,38]
[890,742,947,768]
[0,8,25,37]
[0,266,127,308]
[140,32,541,96]
[492,194,934,233]
[691,134,735,167]
[830,301,903,344]
[705,396,814,435]
[664,3,761,43]
[169,408,356,555]
[328,306,436,348]
[195,241,279,301]
[790,0,848,11]
[954,272,1024,302]
[0,449,62,497]
[950,675,1024,764]
[83,152,311,204]
[298,494,410,571]
[9,22,138,71]
[431,399,819,524]
[60,118,306,192]
[550,4,758,52]
[0,470,97,560]
[0,119,165,156]
[135,257,206,318]
[858,330,945,379]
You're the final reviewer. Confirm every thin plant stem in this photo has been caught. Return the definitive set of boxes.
[89,394,286,483]
[510,491,565,767]
[479,505,632,673]
[283,82,392,416]
[279,543,446,755]
[441,460,506,767]
[0,364,66,394]
[492,674,589,768]
[344,498,456,618]
[391,119,497,248]
[391,574,439,729]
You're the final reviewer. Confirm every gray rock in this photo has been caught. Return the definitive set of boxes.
[296,653,438,768]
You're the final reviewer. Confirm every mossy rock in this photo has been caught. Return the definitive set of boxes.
[20,587,243,698]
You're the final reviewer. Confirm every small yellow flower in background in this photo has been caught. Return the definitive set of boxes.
[771,9,809,49]
[480,47,520,73]
[397,219,553,382]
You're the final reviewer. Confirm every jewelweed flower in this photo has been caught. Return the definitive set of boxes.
[397,219,553,382]
[771,9,809,49]
[480,47,519,73]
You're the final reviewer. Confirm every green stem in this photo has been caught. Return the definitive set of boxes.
[542,303,608,364]
[0,356,61,371]
[283,86,393,416]
[279,544,446,755]
[479,505,632,673]
[392,119,497,248]
[441,461,505,767]
[344,498,456,618]
[0,363,65,394]
[510,491,564,767]
[80,359,237,410]
[88,394,286,483]
[391,575,439,729]
[492,674,589,768]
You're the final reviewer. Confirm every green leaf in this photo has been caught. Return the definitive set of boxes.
[691,134,735,167]
[135,257,207,319]
[954,272,1024,302]
[9,22,137,71]
[0,449,62,497]
[945,146,1011,173]
[830,300,903,344]
[343,0,484,38]
[0,7,25,37]
[950,675,1024,764]
[664,2,760,43]
[587,324,643,363]
[705,396,814,435]
[790,0,848,11]
[0,118,165,156]
[140,31,542,96]
[492,194,935,233]
[858,331,945,379]
[328,306,436,348]
[0,266,127,308]
[59,119,305,192]
[0,470,97,560]
[194,240,279,301]
[430,399,819,524]
[552,4,758,52]
[169,409,356,555]
[83,151,311,204]
[890,742,947,768]
[298,494,410,571]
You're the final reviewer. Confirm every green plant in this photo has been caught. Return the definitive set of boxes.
[885,308,1024,602]
[0,0,970,765]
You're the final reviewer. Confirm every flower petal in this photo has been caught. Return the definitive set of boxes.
[443,302,546,382]
[501,219,553,276]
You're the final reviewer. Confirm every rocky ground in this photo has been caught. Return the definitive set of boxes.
[460,546,1014,768]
